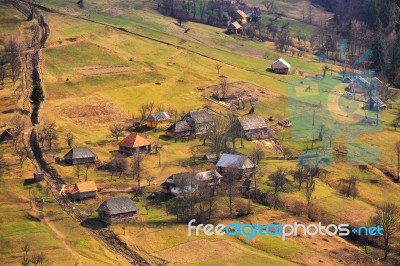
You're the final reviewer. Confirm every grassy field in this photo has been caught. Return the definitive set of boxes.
[1,0,400,264]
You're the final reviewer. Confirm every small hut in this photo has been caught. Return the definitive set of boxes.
[34,171,45,182]
[63,147,96,165]
[97,197,138,225]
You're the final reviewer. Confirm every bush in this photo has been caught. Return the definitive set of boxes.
[307,204,320,221]
[292,201,305,216]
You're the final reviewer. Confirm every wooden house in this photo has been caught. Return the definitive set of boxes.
[64,147,96,165]
[146,112,172,128]
[165,120,193,139]
[195,170,222,187]
[118,133,151,155]
[182,109,214,135]
[237,114,268,140]
[97,197,138,225]
[227,21,242,34]
[216,154,255,179]
[162,172,198,196]
[34,171,45,182]
[66,181,97,201]
[233,9,248,24]
[271,58,291,74]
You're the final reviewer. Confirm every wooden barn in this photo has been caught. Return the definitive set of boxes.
[63,147,96,165]
[165,120,193,139]
[162,172,198,196]
[271,58,291,74]
[97,197,138,225]
[182,109,214,135]
[227,21,242,34]
[146,112,172,128]
[233,9,248,24]
[237,114,268,140]
[66,181,97,201]
[118,133,151,155]
[216,154,255,179]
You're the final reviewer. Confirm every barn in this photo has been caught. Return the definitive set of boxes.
[237,114,268,140]
[182,109,214,135]
[118,133,151,155]
[165,120,193,139]
[146,112,172,128]
[63,147,96,165]
[216,154,255,179]
[97,197,138,225]
[66,181,97,201]
[271,58,291,74]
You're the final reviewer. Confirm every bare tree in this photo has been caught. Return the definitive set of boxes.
[84,163,91,181]
[226,112,240,153]
[5,37,24,90]
[65,132,74,148]
[215,63,222,75]
[146,175,154,186]
[250,145,265,199]
[371,203,400,260]
[109,124,124,141]
[209,117,227,160]
[340,175,358,198]
[322,65,329,78]
[395,141,400,182]
[305,175,316,205]
[43,122,57,150]
[131,154,143,192]
[31,252,50,266]
[15,144,31,169]
[269,167,288,196]
[109,156,127,180]
[21,243,30,266]
[219,76,229,100]
[293,167,307,191]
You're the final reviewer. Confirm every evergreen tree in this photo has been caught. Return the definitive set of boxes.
[30,82,45,105]
[371,19,386,76]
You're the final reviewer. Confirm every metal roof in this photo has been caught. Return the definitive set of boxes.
[271,58,291,69]
[216,154,255,169]
[64,147,96,160]
[97,197,137,215]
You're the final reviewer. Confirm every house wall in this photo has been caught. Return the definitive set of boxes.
[77,191,97,200]
[119,145,151,155]
[66,157,95,165]
[99,212,137,225]
[243,128,268,140]
[146,120,171,128]
[272,68,289,74]
[219,167,255,179]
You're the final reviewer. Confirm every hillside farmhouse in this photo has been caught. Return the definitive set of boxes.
[97,197,138,225]
[162,172,198,196]
[182,109,214,135]
[195,170,223,187]
[233,9,248,24]
[66,181,97,201]
[216,154,255,179]
[227,21,242,34]
[118,133,151,155]
[166,120,193,139]
[271,58,291,74]
[146,112,172,128]
[64,147,96,165]
[237,114,268,140]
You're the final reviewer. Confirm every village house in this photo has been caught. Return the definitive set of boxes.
[226,21,242,34]
[237,114,268,140]
[367,96,387,111]
[271,58,291,74]
[195,170,223,187]
[162,172,198,196]
[182,109,214,135]
[34,171,45,182]
[233,9,248,24]
[216,154,255,179]
[66,180,97,201]
[97,197,138,225]
[146,112,172,128]
[63,147,96,165]
[0,128,15,142]
[165,120,193,139]
[118,133,151,155]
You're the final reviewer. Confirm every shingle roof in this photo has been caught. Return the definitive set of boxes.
[237,115,267,131]
[166,120,192,133]
[76,181,97,193]
[184,109,214,124]
[271,58,291,69]
[64,147,96,160]
[216,154,255,169]
[167,172,197,185]
[236,9,248,18]
[228,21,242,30]
[146,112,171,122]
[118,133,150,148]
[97,197,137,215]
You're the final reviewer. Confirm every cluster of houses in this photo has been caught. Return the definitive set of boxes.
[226,8,261,34]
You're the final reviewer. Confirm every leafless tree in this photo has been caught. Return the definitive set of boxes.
[395,141,400,182]
[219,76,229,100]
[250,145,265,199]
[146,175,154,186]
[31,252,50,266]
[43,122,57,150]
[293,167,307,191]
[305,175,316,205]
[15,144,31,169]
[5,37,24,90]
[270,167,288,196]
[21,242,30,266]
[340,175,358,198]
[209,117,227,160]
[131,154,143,192]
[109,156,127,180]
[371,203,400,260]
[9,114,26,145]
[75,163,81,179]
[109,124,124,141]
[226,112,240,153]
[84,163,91,181]
[65,132,74,148]
[215,63,222,75]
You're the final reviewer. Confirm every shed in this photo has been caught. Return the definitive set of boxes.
[66,181,97,201]
[237,114,268,140]
[162,172,198,196]
[195,170,222,187]
[216,154,255,179]
[97,197,138,225]
[165,120,193,139]
[146,112,172,128]
[64,147,96,165]
[183,109,214,135]
[0,128,15,142]
[34,171,45,182]
[227,21,242,34]
[271,58,291,74]
[118,133,151,154]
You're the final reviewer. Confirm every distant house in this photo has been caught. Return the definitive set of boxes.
[201,153,217,162]
[146,112,172,128]
[66,181,97,201]
[233,9,248,24]
[216,154,255,179]
[118,133,151,155]
[162,172,198,196]
[227,21,242,34]
[97,197,138,225]
[0,128,15,142]
[367,96,387,111]
[237,114,268,140]
[34,171,45,182]
[183,109,214,135]
[271,58,291,74]
[64,147,96,165]
[195,170,222,187]
[166,120,193,139]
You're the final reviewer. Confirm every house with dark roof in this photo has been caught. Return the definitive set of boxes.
[237,114,268,140]
[162,172,198,196]
[97,197,138,225]
[216,154,255,179]
[165,120,193,139]
[63,147,96,165]
[118,133,151,155]
[146,112,172,128]
[66,180,97,201]
[183,109,214,135]
[271,58,291,74]
[0,128,15,142]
